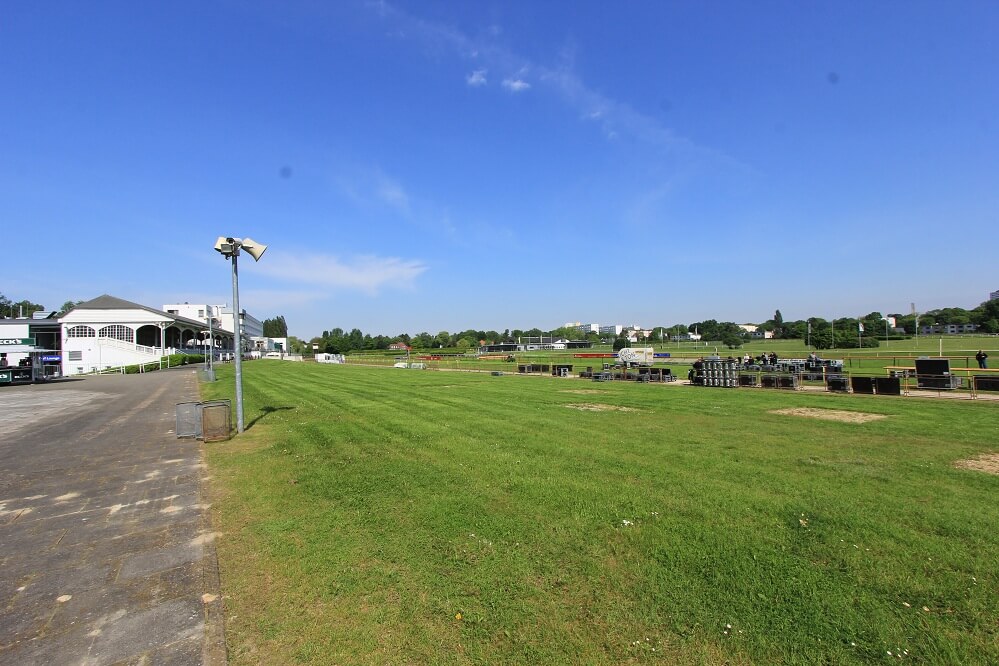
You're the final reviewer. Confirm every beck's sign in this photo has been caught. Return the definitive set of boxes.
[0,338,35,346]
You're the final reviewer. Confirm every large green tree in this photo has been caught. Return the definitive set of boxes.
[413,332,434,349]
[58,300,84,315]
[262,315,288,337]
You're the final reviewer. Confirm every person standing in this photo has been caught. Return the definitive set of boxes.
[976,350,988,369]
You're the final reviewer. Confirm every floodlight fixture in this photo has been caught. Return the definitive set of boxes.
[214,235,267,433]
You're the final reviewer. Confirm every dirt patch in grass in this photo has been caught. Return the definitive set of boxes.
[954,452,999,475]
[770,407,887,424]
[560,389,606,395]
[565,403,639,412]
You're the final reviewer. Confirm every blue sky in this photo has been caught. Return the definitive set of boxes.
[2,1,996,338]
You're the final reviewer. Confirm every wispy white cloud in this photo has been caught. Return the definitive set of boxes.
[335,167,411,217]
[501,78,530,92]
[256,250,427,295]
[368,1,744,167]
[330,164,479,240]
[376,176,410,214]
[466,69,487,86]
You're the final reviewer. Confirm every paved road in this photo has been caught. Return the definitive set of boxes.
[0,370,225,665]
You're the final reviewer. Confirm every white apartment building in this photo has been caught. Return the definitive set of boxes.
[563,322,600,335]
[163,303,263,339]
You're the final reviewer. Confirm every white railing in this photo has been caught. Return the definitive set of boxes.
[98,337,172,357]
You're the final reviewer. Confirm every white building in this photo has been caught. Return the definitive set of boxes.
[738,324,774,339]
[163,303,263,339]
[61,295,223,376]
[919,323,978,335]
[563,322,600,335]
[249,336,288,354]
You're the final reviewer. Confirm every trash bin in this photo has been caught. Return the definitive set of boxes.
[175,399,231,441]
[175,402,202,439]
[201,400,232,441]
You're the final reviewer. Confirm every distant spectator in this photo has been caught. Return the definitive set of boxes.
[976,350,988,369]
[0,353,7,368]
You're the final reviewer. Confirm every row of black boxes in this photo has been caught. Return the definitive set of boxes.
[826,375,902,395]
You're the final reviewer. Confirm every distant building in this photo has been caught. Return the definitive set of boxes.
[630,329,654,342]
[919,323,978,335]
[564,322,647,337]
[738,324,773,339]
[478,342,519,353]
[250,336,288,354]
[388,342,411,351]
[563,322,600,334]
[163,302,263,339]
[478,339,592,353]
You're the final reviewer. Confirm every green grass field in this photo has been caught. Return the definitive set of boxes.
[203,362,999,664]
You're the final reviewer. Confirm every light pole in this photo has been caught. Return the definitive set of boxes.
[206,313,214,376]
[214,236,267,434]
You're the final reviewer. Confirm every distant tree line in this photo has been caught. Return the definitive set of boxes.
[305,298,999,354]
[729,300,999,350]
[0,293,83,318]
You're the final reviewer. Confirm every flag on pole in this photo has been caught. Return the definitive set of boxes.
[858,322,864,333]
[807,322,812,334]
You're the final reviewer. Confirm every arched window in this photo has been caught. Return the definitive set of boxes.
[98,325,134,343]
[66,325,96,338]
